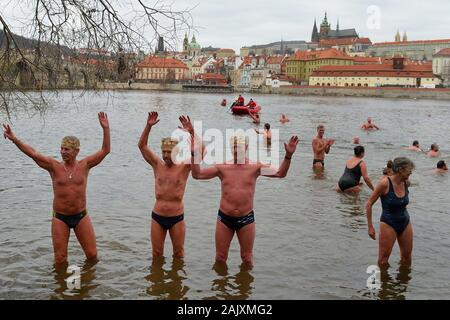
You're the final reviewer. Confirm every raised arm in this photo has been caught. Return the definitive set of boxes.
[138,111,162,168]
[178,115,206,164]
[84,112,111,169]
[3,124,54,171]
[262,136,299,178]
[360,162,375,191]
[365,178,388,240]
[188,125,220,180]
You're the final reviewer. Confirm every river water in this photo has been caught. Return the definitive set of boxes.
[1,90,449,300]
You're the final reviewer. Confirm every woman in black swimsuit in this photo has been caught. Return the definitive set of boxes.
[337,146,374,193]
[366,157,415,267]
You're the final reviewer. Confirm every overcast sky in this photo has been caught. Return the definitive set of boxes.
[2,0,450,52]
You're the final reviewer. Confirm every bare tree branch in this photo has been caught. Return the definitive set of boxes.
[0,0,195,119]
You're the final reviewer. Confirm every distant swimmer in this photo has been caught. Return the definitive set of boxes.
[255,123,272,146]
[361,117,379,131]
[3,113,111,265]
[190,132,299,266]
[280,114,290,124]
[405,140,422,152]
[249,112,261,124]
[366,157,415,267]
[138,112,200,258]
[337,146,374,193]
[312,124,335,170]
[352,136,360,145]
[435,160,448,173]
[427,144,440,157]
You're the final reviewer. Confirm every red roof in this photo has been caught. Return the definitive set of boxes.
[136,56,188,69]
[266,56,285,65]
[374,39,450,46]
[319,38,372,47]
[195,73,227,85]
[434,48,450,57]
[311,62,434,78]
[195,73,226,80]
[287,48,352,61]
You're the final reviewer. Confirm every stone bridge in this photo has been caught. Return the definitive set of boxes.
[2,54,106,89]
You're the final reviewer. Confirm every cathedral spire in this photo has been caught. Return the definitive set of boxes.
[311,18,319,42]
[395,29,401,42]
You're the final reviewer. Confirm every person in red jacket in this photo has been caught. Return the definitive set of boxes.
[246,98,256,109]
[237,95,245,106]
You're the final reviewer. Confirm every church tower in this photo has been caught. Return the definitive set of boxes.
[402,31,408,42]
[320,12,330,40]
[395,29,401,42]
[311,18,319,42]
[183,33,189,53]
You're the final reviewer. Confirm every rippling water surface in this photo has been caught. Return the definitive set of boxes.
[1,91,450,299]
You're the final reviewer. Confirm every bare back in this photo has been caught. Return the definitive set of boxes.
[346,156,362,169]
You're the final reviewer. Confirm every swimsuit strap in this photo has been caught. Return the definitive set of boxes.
[387,177,394,194]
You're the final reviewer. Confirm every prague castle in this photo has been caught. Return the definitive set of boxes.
[311,12,358,42]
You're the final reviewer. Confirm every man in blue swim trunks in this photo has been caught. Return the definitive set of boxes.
[3,113,110,265]
[190,132,299,267]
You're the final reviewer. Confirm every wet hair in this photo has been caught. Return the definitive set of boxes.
[264,123,270,130]
[392,157,415,174]
[431,143,439,151]
[386,160,393,169]
[317,124,325,130]
[412,140,419,147]
[382,160,394,175]
[437,160,446,169]
[61,136,80,150]
[354,145,365,157]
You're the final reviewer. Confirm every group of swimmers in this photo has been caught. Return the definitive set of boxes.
[2,109,444,271]
[2,113,298,268]
[312,117,446,268]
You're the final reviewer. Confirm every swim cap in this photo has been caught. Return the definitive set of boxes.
[61,136,80,149]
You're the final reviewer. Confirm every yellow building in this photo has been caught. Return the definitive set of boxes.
[309,57,440,88]
[135,55,188,81]
[285,48,353,84]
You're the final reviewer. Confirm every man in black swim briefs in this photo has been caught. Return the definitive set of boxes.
[3,113,110,265]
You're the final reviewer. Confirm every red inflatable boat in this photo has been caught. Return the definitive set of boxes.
[231,105,261,115]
